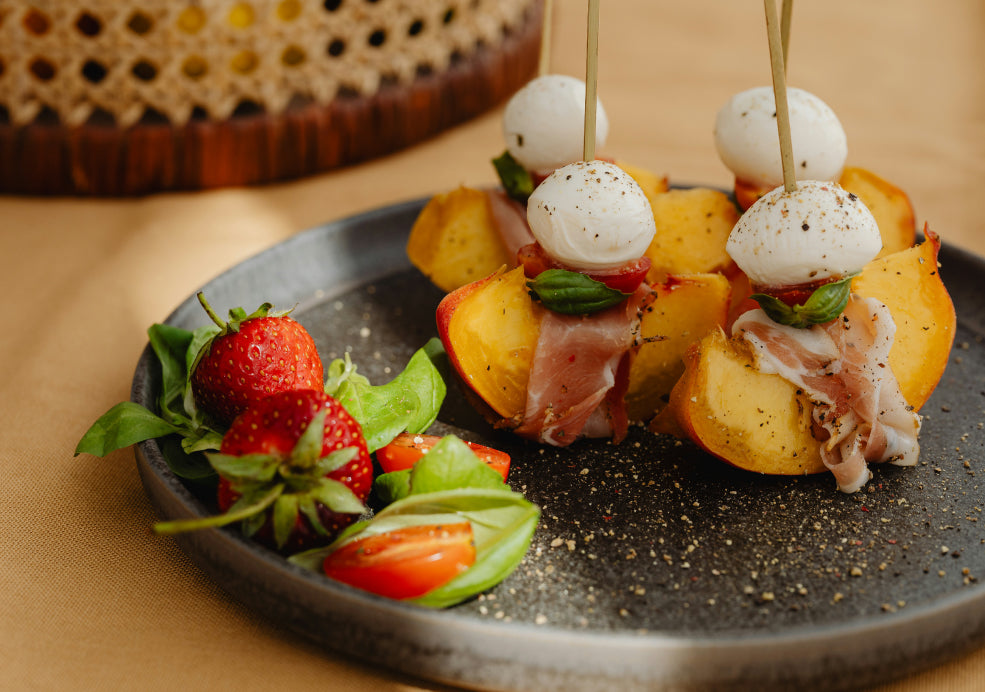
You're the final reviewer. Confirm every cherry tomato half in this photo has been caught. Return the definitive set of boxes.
[322,523,476,600]
[377,433,511,480]
[517,242,650,294]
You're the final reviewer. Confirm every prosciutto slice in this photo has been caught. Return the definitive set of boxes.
[515,285,654,447]
[486,190,536,258]
[733,296,920,492]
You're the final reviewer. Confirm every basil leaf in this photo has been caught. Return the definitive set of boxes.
[330,339,447,452]
[403,436,506,495]
[148,323,195,420]
[527,269,630,315]
[492,150,534,203]
[74,402,181,457]
[751,274,857,329]
[160,436,216,481]
[374,469,412,505]
[373,435,504,504]
[288,487,540,609]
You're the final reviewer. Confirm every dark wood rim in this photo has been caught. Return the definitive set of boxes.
[0,3,542,197]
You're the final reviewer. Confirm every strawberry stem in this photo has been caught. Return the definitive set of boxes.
[152,483,284,536]
[197,292,226,330]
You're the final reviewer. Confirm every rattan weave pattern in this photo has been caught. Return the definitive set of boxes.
[0,0,533,127]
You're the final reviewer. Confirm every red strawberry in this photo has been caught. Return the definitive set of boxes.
[191,293,323,426]
[154,389,372,553]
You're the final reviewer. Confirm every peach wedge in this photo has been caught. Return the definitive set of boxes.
[659,231,955,475]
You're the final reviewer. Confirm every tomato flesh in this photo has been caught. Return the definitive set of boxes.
[377,433,511,480]
[323,523,476,600]
[517,242,650,294]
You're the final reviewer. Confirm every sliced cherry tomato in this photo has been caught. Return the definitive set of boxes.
[377,433,511,480]
[516,242,651,294]
[323,523,476,600]
[733,178,770,211]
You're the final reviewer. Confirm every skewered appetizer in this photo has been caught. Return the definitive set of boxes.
[714,85,916,255]
[436,159,731,443]
[407,73,669,293]
[654,180,955,491]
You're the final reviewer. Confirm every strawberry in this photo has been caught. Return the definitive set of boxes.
[190,293,323,427]
[154,389,373,553]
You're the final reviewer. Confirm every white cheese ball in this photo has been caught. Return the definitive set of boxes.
[503,74,610,174]
[527,160,655,271]
[727,180,881,286]
[714,86,847,188]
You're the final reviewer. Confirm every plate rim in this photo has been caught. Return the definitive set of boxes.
[132,196,985,691]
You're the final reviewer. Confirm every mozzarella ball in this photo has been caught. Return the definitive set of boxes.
[527,160,655,271]
[714,86,847,188]
[503,74,610,174]
[726,180,881,286]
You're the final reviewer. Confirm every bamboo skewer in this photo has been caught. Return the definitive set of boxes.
[780,0,793,73]
[583,0,600,162]
[538,0,554,75]
[764,0,796,193]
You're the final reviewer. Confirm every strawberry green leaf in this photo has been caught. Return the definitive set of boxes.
[299,496,330,537]
[751,274,857,329]
[492,150,535,203]
[206,453,281,483]
[526,269,631,315]
[153,483,284,536]
[329,339,447,453]
[309,477,366,515]
[272,494,300,549]
[74,402,181,457]
[291,408,329,470]
[313,447,359,476]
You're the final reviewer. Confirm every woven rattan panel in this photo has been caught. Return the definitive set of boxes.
[0,0,541,195]
[0,0,534,126]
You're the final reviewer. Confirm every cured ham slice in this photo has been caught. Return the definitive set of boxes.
[733,296,920,492]
[486,189,535,259]
[515,285,653,446]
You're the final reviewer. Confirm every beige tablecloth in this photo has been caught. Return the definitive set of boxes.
[3,1,984,690]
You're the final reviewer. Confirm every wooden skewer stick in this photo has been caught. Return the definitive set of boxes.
[583,0,600,161]
[780,0,793,73]
[538,0,554,75]
[764,0,796,192]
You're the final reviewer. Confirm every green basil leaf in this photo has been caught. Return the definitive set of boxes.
[406,436,507,495]
[492,150,534,203]
[288,487,539,608]
[180,429,224,455]
[148,323,194,418]
[74,402,181,457]
[527,269,630,315]
[751,274,857,329]
[373,469,412,505]
[372,435,505,505]
[323,353,369,398]
[160,436,216,481]
[331,339,447,452]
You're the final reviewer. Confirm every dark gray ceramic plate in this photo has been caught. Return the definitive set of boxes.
[133,198,985,691]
